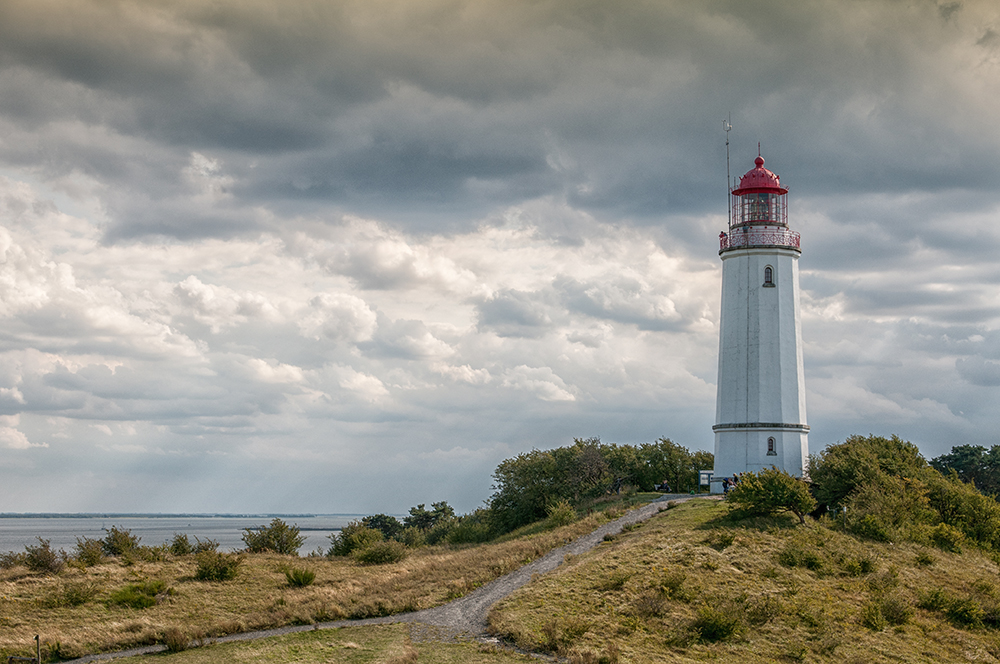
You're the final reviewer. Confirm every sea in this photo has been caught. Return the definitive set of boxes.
[0,514,370,555]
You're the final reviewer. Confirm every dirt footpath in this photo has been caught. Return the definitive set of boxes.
[67,494,708,662]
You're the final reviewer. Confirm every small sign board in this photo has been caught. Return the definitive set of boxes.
[699,470,713,487]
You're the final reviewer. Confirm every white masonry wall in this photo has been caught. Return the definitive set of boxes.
[713,245,808,489]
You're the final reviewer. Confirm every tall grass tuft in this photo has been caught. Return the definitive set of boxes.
[285,567,316,587]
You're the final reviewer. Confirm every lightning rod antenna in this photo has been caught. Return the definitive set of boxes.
[724,114,732,228]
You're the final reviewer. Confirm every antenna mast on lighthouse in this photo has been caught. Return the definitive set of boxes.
[723,114,732,227]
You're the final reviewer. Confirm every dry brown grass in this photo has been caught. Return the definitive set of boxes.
[0,512,609,661]
[489,498,1000,664]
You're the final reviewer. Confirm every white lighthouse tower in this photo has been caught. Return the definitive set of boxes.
[712,151,808,488]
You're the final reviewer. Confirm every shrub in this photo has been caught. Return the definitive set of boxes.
[285,567,316,587]
[547,499,577,527]
[193,537,219,553]
[327,522,383,557]
[352,540,408,565]
[446,510,494,545]
[169,534,193,556]
[24,538,65,575]
[842,555,876,577]
[659,569,689,601]
[860,600,886,631]
[107,580,169,609]
[691,601,745,642]
[424,518,457,545]
[917,587,951,612]
[0,551,26,569]
[844,475,933,542]
[242,518,305,555]
[102,526,141,556]
[879,593,913,626]
[915,550,936,566]
[726,467,816,524]
[194,551,242,581]
[946,597,985,628]
[397,526,425,548]
[73,537,105,566]
[929,522,964,553]
[809,434,928,509]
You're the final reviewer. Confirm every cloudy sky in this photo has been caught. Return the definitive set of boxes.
[0,0,998,514]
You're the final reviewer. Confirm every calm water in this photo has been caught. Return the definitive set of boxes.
[0,515,368,554]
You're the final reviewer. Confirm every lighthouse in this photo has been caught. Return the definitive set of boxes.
[712,152,808,489]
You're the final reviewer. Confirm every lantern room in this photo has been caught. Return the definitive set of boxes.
[730,155,787,229]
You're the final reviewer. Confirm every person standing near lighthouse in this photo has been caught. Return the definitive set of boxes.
[712,151,809,491]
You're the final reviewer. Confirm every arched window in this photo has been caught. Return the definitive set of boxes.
[767,437,776,456]
[763,266,774,287]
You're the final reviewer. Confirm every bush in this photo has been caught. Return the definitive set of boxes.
[860,600,886,631]
[424,518,457,545]
[352,540,408,565]
[360,514,404,541]
[163,627,191,653]
[397,526,426,548]
[726,467,816,524]
[194,551,242,581]
[284,567,316,587]
[546,499,577,527]
[23,538,65,575]
[102,526,141,557]
[929,522,965,553]
[327,522,383,557]
[242,518,305,555]
[691,601,745,642]
[169,534,193,556]
[809,434,928,509]
[446,509,495,545]
[0,550,26,569]
[73,537,105,566]
[844,475,934,542]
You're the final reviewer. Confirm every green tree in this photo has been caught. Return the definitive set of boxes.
[931,445,1000,497]
[241,518,305,555]
[809,434,927,509]
[727,467,816,524]
[403,502,455,530]
[361,514,403,540]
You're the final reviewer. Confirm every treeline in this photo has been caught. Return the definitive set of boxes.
[329,436,712,561]
[489,437,712,531]
[929,445,1000,497]
[731,434,1000,554]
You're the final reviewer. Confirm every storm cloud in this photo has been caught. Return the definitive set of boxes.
[0,0,997,513]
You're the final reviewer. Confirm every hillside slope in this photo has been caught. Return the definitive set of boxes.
[490,498,1000,663]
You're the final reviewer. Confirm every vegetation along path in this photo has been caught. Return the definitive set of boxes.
[66,494,704,662]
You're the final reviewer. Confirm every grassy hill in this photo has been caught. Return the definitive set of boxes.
[491,497,1000,663]
[10,495,1000,663]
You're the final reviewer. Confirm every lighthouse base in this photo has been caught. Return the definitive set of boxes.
[711,423,809,494]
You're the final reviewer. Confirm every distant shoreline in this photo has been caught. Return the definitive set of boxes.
[0,513,369,519]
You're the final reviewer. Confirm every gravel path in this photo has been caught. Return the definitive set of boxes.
[66,495,705,662]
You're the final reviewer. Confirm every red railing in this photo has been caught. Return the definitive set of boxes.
[720,228,800,252]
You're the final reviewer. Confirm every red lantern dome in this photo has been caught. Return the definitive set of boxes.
[732,155,788,196]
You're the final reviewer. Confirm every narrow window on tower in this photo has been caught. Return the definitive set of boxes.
[763,265,775,287]
[767,437,777,456]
